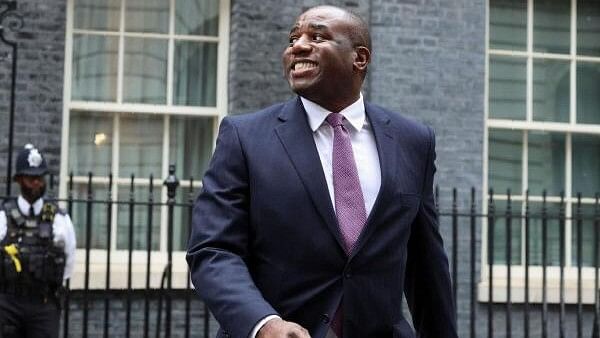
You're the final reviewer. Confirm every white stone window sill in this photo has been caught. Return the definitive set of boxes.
[478,265,599,304]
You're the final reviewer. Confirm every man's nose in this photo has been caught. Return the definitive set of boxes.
[30,177,43,186]
[291,35,312,54]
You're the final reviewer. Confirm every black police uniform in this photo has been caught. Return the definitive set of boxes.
[0,145,68,338]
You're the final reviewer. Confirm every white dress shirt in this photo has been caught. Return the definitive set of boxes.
[250,95,381,337]
[0,195,77,281]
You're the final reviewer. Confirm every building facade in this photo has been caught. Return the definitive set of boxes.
[0,0,599,336]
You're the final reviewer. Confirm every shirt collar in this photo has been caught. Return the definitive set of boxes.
[301,93,365,132]
[17,195,44,216]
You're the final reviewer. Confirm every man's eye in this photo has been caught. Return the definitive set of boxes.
[289,37,298,44]
[314,34,325,41]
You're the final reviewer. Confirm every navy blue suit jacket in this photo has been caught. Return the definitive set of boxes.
[186,97,457,338]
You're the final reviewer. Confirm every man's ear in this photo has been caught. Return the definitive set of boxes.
[354,46,370,72]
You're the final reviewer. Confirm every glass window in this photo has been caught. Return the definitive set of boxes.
[119,114,163,178]
[74,0,120,31]
[70,183,111,249]
[173,186,198,251]
[533,0,570,54]
[125,0,169,34]
[489,129,522,194]
[528,202,563,266]
[528,132,565,196]
[492,201,522,265]
[169,116,214,180]
[72,35,118,102]
[173,41,218,106]
[577,0,600,57]
[489,56,527,120]
[571,203,599,267]
[123,38,168,104]
[533,59,570,122]
[577,62,600,124]
[66,0,228,255]
[69,111,113,177]
[116,185,161,250]
[489,0,527,51]
[176,0,219,36]
[488,0,600,271]
[572,134,600,197]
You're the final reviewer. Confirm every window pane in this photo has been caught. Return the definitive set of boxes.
[72,35,118,101]
[533,59,569,122]
[492,201,522,265]
[571,203,599,267]
[119,114,163,178]
[489,56,527,120]
[74,0,120,31]
[489,0,527,50]
[123,38,168,104]
[528,202,562,266]
[116,185,161,250]
[577,62,600,124]
[125,0,169,33]
[489,129,522,194]
[578,0,600,57]
[70,183,110,249]
[533,0,570,54]
[173,41,218,106]
[528,131,565,196]
[169,116,214,180]
[173,186,199,251]
[69,111,113,177]
[572,134,600,197]
[175,0,219,36]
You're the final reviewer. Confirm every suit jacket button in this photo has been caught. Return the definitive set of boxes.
[321,313,330,323]
[345,272,352,279]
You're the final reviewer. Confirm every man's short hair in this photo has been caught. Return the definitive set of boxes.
[344,10,371,50]
[304,6,371,50]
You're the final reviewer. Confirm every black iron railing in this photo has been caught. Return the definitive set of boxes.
[0,0,23,196]
[2,171,600,337]
[437,187,600,338]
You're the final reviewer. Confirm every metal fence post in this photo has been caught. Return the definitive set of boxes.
[164,165,179,338]
[0,1,23,196]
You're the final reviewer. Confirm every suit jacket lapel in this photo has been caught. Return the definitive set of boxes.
[274,98,346,253]
[350,102,397,260]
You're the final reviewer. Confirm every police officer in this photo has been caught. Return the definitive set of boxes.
[0,144,76,338]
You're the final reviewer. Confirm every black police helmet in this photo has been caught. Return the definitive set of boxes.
[14,144,48,177]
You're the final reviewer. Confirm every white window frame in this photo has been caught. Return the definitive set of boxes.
[59,0,230,289]
[482,0,600,303]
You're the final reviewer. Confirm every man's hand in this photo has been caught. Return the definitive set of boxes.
[257,317,311,338]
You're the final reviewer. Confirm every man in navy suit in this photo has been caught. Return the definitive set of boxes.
[187,5,457,338]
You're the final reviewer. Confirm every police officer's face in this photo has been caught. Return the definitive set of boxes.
[15,175,46,203]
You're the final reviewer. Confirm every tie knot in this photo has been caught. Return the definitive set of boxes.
[326,113,344,128]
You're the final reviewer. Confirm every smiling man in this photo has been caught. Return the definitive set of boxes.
[187,6,457,338]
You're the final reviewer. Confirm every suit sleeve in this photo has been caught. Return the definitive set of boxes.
[404,127,458,337]
[186,117,277,338]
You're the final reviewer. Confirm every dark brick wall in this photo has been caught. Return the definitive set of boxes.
[370,0,486,193]
[368,0,486,336]
[0,0,66,194]
[227,0,370,115]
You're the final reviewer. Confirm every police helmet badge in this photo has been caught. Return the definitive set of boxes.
[27,148,43,168]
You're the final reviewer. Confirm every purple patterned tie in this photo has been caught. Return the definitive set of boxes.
[326,113,367,337]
